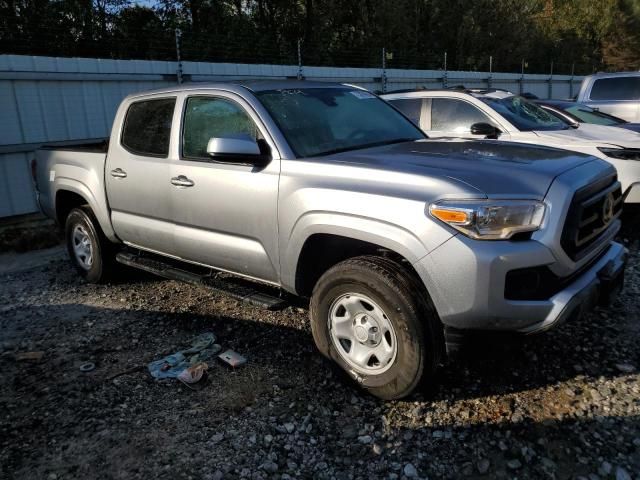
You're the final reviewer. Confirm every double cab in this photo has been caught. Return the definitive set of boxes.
[34,81,626,399]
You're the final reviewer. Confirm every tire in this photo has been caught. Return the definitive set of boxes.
[309,255,443,400]
[65,207,116,283]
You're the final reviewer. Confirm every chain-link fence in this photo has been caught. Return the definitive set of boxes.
[1,23,604,77]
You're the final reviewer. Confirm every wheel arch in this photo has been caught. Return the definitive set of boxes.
[291,230,427,300]
[283,213,429,296]
[54,180,118,242]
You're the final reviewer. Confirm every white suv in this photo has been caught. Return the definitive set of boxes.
[382,88,640,203]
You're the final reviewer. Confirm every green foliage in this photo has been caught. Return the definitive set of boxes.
[1,0,639,73]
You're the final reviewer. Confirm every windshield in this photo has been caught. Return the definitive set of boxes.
[564,104,625,126]
[481,95,569,131]
[255,87,425,157]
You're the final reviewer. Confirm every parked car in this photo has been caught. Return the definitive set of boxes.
[382,88,640,203]
[535,99,640,134]
[576,72,640,122]
[34,81,626,399]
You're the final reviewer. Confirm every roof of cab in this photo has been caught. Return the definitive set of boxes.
[584,71,640,79]
[124,79,353,100]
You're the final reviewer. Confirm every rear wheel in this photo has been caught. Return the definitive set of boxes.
[65,207,116,283]
[309,255,442,400]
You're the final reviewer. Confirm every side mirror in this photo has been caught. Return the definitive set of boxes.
[206,136,271,166]
[470,122,501,139]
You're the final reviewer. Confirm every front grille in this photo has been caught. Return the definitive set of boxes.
[561,175,622,261]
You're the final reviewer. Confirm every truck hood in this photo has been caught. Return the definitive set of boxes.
[515,123,640,148]
[320,138,600,200]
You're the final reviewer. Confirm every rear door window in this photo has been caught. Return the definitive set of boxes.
[590,77,640,100]
[431,98,492,133]
[121,98,176,157]
[389,98,423,126]
[182,96,260,159]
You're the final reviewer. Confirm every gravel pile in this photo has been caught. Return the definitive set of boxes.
[0,244,639,479]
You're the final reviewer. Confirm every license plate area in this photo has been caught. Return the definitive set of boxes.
[597,260,625,306]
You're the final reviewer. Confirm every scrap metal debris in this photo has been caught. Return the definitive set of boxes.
[218,349,247,368]
[15,351,44,361]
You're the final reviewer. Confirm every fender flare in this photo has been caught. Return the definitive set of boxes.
[54,177,119,242]
[281,211,428,293]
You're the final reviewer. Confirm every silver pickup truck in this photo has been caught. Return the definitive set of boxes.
[34,81,626,399]
[576,72,640,122]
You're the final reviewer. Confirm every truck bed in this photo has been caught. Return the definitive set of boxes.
[40,139,109,153]
[34,141,110,231]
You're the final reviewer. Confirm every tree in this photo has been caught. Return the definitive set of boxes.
[601,0,640,70]
[1,0,639,73]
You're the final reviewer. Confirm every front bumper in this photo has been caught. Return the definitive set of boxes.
[517,241,625,333]
[413,235,626,333]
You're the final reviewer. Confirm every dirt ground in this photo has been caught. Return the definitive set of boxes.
[0,240,639,480]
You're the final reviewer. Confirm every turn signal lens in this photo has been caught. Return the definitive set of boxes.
[429,207,472,224]
[428,200,545,240]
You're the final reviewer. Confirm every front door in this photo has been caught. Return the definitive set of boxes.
[170,94,281,283]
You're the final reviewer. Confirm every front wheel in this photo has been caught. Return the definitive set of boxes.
[65,207,116,283]
[309,256,442,400]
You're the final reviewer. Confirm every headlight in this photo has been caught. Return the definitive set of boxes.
[597,147,640,160]
[428,200,545,240]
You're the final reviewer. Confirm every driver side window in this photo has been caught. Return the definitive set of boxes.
[431,98,492,133]
[182,96,261,159]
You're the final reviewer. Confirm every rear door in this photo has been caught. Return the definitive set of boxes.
[585,76,640,122]
[105,96,176,254]
[170,92,281,283]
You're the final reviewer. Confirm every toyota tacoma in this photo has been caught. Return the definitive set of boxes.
[33,81,626,399]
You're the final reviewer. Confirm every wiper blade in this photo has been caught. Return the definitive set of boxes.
[314,138,418,157]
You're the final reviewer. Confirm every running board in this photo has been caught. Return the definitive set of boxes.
[116,251,288,311]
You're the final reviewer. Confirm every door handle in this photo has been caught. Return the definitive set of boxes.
[110,168,127,178]
[171,175,195,187]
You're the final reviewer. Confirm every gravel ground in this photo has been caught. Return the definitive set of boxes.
[1,243,639,480]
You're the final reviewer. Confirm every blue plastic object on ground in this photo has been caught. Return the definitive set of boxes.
[147,332,221,379]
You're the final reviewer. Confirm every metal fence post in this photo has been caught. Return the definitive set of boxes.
[297,39,303,80]
[548,61,553,99]
[488,56,493,89]
[175,28,183,84]
[443,52,448,88]
[569,62,575,98]
[381,47,387,93]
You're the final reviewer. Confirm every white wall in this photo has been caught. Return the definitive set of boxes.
[0,54,583,217]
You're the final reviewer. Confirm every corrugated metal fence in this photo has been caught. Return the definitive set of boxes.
[0,54,583,218]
